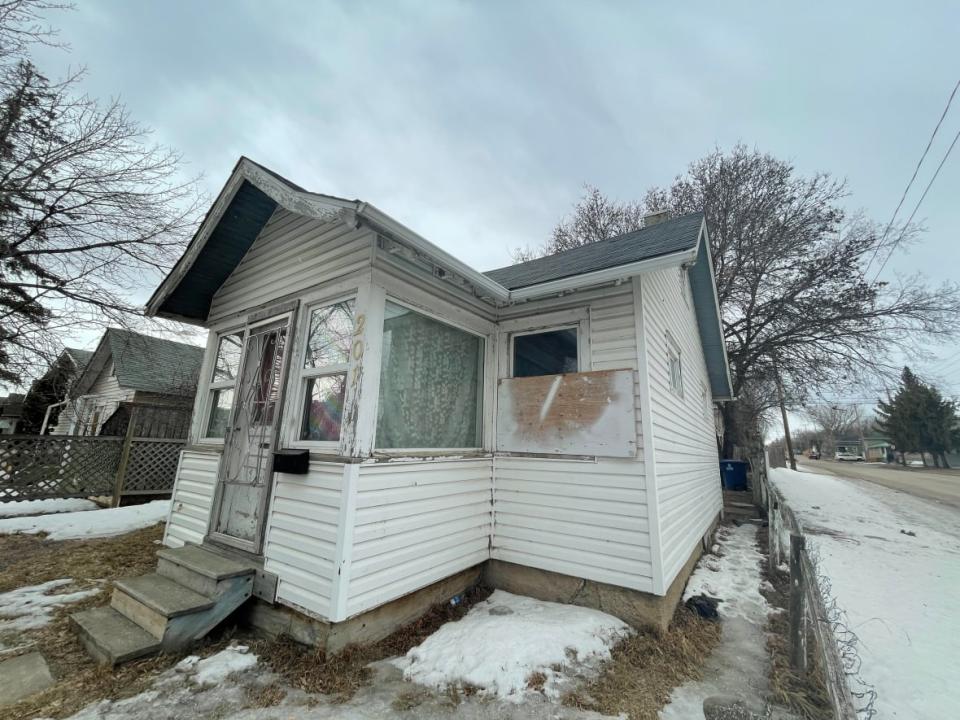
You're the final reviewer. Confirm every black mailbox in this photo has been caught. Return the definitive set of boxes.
[272,449,310,475]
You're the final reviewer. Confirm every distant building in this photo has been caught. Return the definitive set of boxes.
[0,394,25,435]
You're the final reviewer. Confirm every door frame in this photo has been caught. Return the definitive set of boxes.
[207,303,300,555]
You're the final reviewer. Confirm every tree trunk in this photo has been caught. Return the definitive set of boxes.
[721,402,737,459]
[940,452,950,469]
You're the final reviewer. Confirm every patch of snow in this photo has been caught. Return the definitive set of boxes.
[661,523,771,719]
[0,578,100,635]
[0,498,98,518]
[770,467,960,719]
[394,589,631,702]
[0,500,169,540]
[177,644,258,687]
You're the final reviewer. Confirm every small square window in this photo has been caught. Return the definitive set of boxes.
[513,328,578,377]
[300,374,347,441]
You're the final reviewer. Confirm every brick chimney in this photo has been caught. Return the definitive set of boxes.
[643,210,670,227]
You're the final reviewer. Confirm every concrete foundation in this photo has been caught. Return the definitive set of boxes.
[241,565,482,653]
[240,515,718,647]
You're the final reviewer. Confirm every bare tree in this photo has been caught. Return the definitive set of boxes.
[0,1,202,385]
[805,403,861,456]
[526,145,960,455]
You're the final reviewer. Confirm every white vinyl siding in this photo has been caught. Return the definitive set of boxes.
[208,209,375,323]
[72,361,135,435]
[164,449,219,547]
[491,456,653,591]
[263,461,344,619]
[641,268,722,587]
[345,459,492,618]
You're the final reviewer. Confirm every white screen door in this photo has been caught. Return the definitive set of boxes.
[211,316,290,551]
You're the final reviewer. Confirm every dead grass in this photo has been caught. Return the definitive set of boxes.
[526,670,547,693]
[254,584,491,704]
[391,686,431,711]
[758,526,833,720]
[562,607,722,720]
[0,525,244,720]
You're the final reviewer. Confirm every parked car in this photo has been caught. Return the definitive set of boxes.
[835,450,864,462]
[808,449,821,460]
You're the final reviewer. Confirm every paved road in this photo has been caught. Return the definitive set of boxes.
[796,457,960,509]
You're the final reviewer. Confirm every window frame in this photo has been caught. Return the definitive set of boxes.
[666,331,684,397]
[509,324,582,378]
[373,295,487,453]
[198,327,246,445]
[286,293,358,451]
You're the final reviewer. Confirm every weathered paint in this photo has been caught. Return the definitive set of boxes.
[495,369,636,457]
[164,450,219,548]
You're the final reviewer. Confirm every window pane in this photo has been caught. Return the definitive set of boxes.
[513,329,578,377]
[300,374,347,441]
[376,303,482,448]
[206,388,234,438]
[213,333,243,383]
[305,301,354,369]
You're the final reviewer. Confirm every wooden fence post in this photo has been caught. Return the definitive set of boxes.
[789,532,807,673]
[112,406,139,508]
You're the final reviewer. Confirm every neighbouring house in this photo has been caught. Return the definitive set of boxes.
[0,394,25,435]
[57,328,204,436]
[70,158,733,664]
[18,347,95,434]
[862,436,893,462]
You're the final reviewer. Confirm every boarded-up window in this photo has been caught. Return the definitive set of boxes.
[375,302,483,449]
[512,328,578,377]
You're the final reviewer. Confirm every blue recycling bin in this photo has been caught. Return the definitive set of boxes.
[719,459,749,491]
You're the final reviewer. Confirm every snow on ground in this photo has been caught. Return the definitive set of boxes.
[660,522,773,719]
[61,642,616,720]
[0,497,98,518]
[0,499,169,540]
[394,590,631,701]
[0,578,100,636]
[771,467,960,719]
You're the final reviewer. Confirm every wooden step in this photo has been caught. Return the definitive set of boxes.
[71,606,161,667]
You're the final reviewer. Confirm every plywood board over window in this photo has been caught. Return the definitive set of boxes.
[496,369,636,457]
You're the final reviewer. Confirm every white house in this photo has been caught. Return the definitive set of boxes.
[71,157,733,664]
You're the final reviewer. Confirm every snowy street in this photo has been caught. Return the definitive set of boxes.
[770,467,960,719]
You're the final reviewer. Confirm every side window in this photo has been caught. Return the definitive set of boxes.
[512,327,578,377]
[666,332,683,397]
[204,332,243,439]
[295,300,355,443]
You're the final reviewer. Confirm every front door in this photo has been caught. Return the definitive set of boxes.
[210,316,290,552]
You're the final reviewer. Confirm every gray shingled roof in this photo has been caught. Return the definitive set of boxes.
[73,329,204,398]
[484,212,705,289]
[64,347,94,373]
[105,329,204,396]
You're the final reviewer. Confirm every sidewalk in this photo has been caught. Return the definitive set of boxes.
[770,467,960,719]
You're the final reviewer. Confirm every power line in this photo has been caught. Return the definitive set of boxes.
[871,125,960,282]
[863,78,960,278]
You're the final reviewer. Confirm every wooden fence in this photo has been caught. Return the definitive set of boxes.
[0,405,185,505]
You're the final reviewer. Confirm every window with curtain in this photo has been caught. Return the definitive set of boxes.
[376,302,483,449]
[296,299,354,443]
[204,331,243,439]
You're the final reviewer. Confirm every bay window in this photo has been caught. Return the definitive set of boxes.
[375,301,483,449]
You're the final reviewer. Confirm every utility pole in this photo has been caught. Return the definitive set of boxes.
[775,366,797,471]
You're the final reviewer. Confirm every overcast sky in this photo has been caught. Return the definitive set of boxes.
[28,1,960,395]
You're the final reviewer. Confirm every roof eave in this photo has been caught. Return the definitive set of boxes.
[507,246,699,303]
[356,203,511,303]
[696,220,734,399]
[146,157,360,320]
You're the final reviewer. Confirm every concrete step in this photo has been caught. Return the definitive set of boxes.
[112,574,214,641]
[71,606,161,666]
[156,544,254,597]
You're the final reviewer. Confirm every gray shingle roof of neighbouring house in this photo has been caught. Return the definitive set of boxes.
[73,329,204,398]
[64,347,94,373]
[484,213,705,290]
